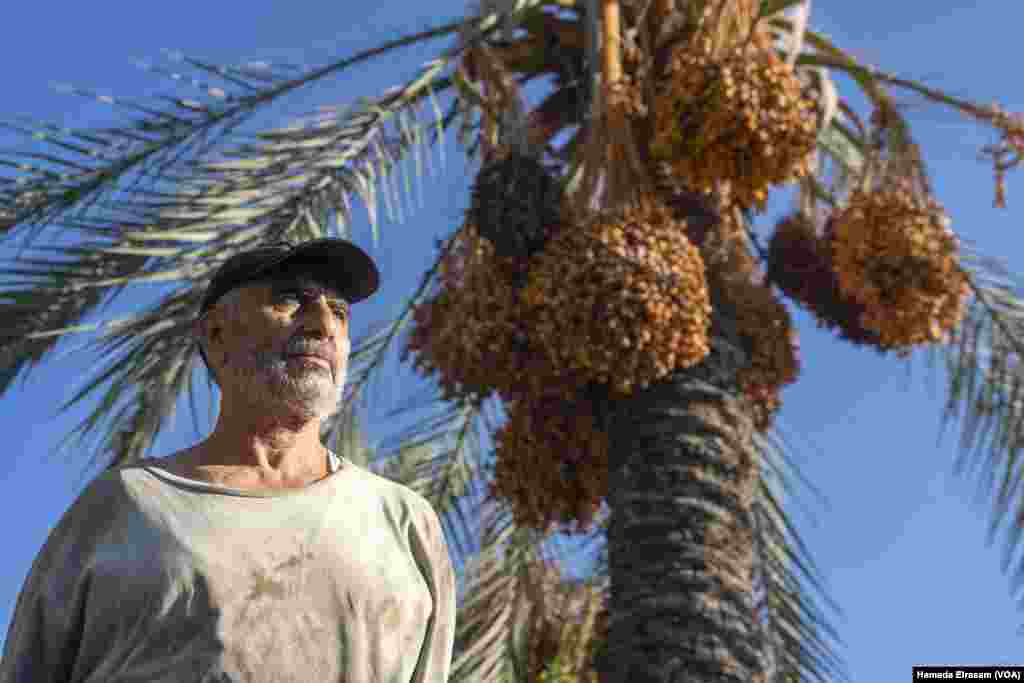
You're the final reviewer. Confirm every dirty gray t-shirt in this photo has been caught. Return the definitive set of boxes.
[0,451,456,683]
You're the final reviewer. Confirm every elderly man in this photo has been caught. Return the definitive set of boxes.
[0,238,457,683]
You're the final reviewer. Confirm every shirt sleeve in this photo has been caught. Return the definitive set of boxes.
[407,495,457,683]
[0,477,111,683]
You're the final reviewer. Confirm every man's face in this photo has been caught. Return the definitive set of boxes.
[203,267,352,421]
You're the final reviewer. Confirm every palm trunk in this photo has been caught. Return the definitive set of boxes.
[598,301,767,683]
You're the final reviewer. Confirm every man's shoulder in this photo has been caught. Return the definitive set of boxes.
[341,458,438,519]
[68,464,134,500]
[38,465,147,551]
[67,464,158,513]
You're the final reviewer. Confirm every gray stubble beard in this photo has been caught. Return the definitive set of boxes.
[224,348,348,422]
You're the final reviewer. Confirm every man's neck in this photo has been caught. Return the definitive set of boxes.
[175,420,329,489]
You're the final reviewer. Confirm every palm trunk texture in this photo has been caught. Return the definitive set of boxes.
[598,295,767,683]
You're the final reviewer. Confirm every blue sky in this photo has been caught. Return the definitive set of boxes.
[1,1,1023,680]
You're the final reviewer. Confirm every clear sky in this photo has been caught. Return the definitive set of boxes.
[1,1,1022,680]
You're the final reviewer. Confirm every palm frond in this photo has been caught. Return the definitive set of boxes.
[790,16,1018,196]
[0,20,466,251]
[753,427,851,683]
[450,499,525,683]
[0,246,149,396]
[923,239,1024,631]
[47,285,202,472]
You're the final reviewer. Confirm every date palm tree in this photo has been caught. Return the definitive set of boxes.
[2,1,1024,681]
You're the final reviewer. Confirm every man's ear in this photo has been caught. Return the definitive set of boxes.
[193,315,219,346]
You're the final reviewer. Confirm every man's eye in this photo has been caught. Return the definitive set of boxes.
[276,292,347,319]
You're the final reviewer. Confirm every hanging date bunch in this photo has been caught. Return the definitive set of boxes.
[461,41,567,286]
[520,197,712,397]
[487,388,608,534]
[827,179,970,351]
[649,4,820,210]
[468,150,565,286]
[767,212,886,349]
[402,223,537,404]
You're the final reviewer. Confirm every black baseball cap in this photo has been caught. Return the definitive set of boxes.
[198,237,380,317]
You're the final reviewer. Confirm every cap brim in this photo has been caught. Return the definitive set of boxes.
[249,238,380,304]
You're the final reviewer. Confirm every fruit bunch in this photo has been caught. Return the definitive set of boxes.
[403,224,538,403]
[767,213,888,350]
[650,30,819,211]
[488,386,608,535]
[468,150,565,286]
[828,183,970,350]
[520,197,712,397]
